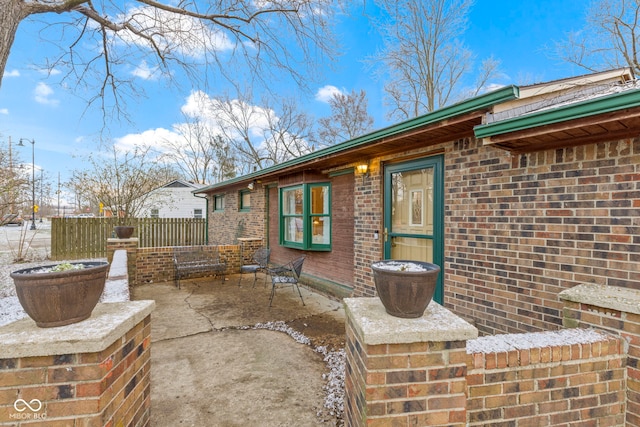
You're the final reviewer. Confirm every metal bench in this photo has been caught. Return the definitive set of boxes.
[173,246,226,289]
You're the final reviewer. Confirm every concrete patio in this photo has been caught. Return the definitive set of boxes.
[131,274,346,426]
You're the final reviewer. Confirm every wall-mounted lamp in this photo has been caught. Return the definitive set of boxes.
[356,162,369,184]
[247,180,255,190]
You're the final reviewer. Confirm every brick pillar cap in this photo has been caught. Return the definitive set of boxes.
[560,283,640,315]
[0,300,155,358]
[345,297,477,345]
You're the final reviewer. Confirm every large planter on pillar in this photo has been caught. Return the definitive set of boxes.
[371,260,440,318]
[114,225,135,239]
[10,261,109,327]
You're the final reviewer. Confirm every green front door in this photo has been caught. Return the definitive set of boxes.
[383,155,444,303]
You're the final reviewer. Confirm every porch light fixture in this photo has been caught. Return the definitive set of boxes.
[356,162,369,184]
[247,180,256,190]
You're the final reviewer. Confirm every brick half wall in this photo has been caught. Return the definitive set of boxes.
[345,297,627,427]
[0,301,155,426]
[467,330,625,426]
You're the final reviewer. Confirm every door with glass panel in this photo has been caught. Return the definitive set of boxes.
[383,155,444,303]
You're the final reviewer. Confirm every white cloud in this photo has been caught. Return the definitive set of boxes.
[37,68,62,76]
[33,82,59,106]
[114,127,179,153]
[315,85,344,103]
[131,61,160,80]
[181,90,215,120]
[3,69,19,78]
[0,108,8,115]
[117,91,283,163]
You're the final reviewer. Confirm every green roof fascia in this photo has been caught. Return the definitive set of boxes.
[194,85,519,194]
[474,87,640,139]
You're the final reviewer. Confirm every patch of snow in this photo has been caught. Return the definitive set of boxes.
[317,346,346,420]
[12,262,88,274]
[372,260,428,272]
[253,321,312,345]
[0,296,26,326]
[467,328,608,354]
[100,278,130,303]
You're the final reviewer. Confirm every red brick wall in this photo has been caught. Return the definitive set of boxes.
[267,173,355,290]
[467,336,625,426]
[0,315,151,426]
[208,183,266,244]
[444,137,640,335]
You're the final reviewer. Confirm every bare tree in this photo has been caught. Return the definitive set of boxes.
[161,114,235,185]
[69,145,179,219]
[261,97,316,166]
[554,0,640,75]
[317,89,374,146]
[208,94,315,174]
[370,0,498,121]
[1,0,338,121]
[0,139,28,216]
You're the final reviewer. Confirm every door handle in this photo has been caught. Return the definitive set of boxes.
[384,227,388,242]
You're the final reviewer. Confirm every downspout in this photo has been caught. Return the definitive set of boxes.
[194,194,209,244]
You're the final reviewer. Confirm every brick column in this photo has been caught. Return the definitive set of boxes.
[560,284,640,426]
[0,301,155,426]
[344,298,477,426]
[107,238,138,286]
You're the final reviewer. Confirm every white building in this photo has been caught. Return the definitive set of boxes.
[137,180,207,219]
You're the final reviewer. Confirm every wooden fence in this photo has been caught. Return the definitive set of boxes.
[51,217,207,260]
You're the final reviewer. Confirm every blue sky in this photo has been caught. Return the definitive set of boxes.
[0,0,589,203]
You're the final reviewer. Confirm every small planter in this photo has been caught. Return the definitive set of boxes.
[10,261,109,328]
[371,260,440,318]
[114,226,135,239]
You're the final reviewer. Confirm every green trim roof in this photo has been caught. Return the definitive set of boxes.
[195,85,519,194]
[474,84,640,139]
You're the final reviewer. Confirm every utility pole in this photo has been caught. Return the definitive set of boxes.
[8,136,15,213]
[18,138,36,230]
[40,168,44,222]
[57,172,61,217]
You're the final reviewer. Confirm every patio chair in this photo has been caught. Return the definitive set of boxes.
[238,247,271,288]
[268,256,306,307]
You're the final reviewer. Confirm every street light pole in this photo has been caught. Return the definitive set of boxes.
[18,138,36,230]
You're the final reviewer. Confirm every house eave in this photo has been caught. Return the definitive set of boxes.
[474,87,640,142]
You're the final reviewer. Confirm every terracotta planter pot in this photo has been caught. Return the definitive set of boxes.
[114,226,135,239]
[371,260,440,318]
[10,262,109,328]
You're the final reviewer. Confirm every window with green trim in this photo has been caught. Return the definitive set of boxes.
[280,183,331,250]
[239,190,251,211]
[214,195,224,212]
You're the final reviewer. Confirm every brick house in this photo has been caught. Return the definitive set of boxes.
[195,68,640,335]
